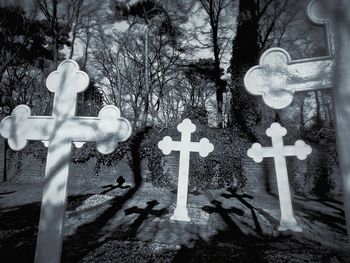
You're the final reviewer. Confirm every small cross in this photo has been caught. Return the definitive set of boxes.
[202,200,245,236]
[247,122,312,232]
[0,60,132,263]
[158,119,214,222]
[244,0,334,109]
[221,189,263,236]
[100,176,131,194]
[124,200,167,235]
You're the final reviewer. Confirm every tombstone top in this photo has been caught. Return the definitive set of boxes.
[158,118,214,158]
[307,0,334,56]
[244,47,334,109]
[0,59,132,154]
[244,0,335,109]
[247,122,312,162]
[266,122,287,137]
[177,118,196,134]
[307,0,329,25]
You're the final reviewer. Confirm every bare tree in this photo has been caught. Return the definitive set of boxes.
[194,0,235,128]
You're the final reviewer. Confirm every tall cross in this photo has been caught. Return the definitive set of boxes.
[247,122,312,232]
[244,0,350,241]
[0,60,132,263]
[158,118,214,222]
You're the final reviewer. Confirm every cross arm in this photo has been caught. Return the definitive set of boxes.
[189,138,214,157]
[64,106,131,155]
[247,143,274,162]
[124,206,140,215]
[0,105,132,154]
[0,105,54,150]
[283,140,312,160]
[158,136,182,155]
[244,48,334,109]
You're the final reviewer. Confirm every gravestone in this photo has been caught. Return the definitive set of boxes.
[244,0,350,239]
[158,118,214,222]
[247,123,312,231]
[0,60,132,263]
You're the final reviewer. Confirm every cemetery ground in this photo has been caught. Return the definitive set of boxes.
[0,178,349,262]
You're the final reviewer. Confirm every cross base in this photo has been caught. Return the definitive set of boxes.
[278,218,303,232]
[170,207,191,222]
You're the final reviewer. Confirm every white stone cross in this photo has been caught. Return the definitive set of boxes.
[158,118,214,222]
[247,122,312,232]
[0,60,132,263]
[244,0,334,109]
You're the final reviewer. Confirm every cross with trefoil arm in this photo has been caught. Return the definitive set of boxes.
[0,60,132,263]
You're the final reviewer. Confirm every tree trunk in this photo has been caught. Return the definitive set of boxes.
[315,91,321,127]
[142,27,150,127]
[299,94,305,131]
[229,0,259,139]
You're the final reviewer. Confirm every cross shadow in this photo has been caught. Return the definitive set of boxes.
[171,188,201,196]
[294,196,344,217]
[221,188,279,235]
[0,191,15,200]
[123,200,167,239]
[189,188,201,196]
[293,196,346,234]
[221,188,263,236]
[0,202,40,262]
[0,191,15,195]
[100,176,131,195]
[0,194,93,262]
[263,161,277,196]
[61,127,150,262]
[202,200,245,237]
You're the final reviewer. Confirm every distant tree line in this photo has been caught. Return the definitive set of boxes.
[0,0,333,135]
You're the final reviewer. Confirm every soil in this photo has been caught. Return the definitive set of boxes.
[0,180,349,262]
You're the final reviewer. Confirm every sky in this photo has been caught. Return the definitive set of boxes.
[64,0,238,79]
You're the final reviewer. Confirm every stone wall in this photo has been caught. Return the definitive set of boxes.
[162,153,179,188]
[242,157,343,197]
[6,153,135,186]
[4,150,342,197]
[242,158,278,194]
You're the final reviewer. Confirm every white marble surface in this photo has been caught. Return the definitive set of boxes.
[0,59,132,263]
[158,119,214,222]
[247,123,312,232]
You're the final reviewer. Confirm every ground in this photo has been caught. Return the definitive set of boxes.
[0,179,349,263]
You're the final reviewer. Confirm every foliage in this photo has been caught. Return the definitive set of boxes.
[0,5,70,114]
[0,6,52,68]
[290,126,337,198]
[302,126,337,164]
[181,105,208,125]
[188,125,247,190]
[70,116,247,191]
[304,126,337,198]
[141,120,248,190]
[76,78,104,116]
